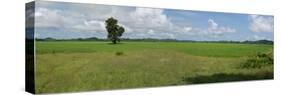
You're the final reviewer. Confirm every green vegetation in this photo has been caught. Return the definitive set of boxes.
[240,52,273,68]
[105,17,125,44]
[35,41,273,93]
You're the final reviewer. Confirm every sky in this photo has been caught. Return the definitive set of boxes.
[26,1,274,41]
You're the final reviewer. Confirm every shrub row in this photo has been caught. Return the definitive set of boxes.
[240,52,273,69]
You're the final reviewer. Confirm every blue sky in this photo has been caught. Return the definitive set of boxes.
[28,1,274,41]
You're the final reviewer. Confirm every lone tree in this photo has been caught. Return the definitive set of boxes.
[105,17,125,44]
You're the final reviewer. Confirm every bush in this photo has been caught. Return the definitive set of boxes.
[52,50,56,54]
[240,52,273,69]
[115,51,124,56]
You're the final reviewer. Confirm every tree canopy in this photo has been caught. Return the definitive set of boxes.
[105,17,125,44]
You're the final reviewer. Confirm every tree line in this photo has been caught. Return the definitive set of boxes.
[35,37,273,45]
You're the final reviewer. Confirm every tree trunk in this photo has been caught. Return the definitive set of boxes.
[113,40,116,44]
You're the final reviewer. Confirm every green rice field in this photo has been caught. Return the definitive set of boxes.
[35,41,273,93]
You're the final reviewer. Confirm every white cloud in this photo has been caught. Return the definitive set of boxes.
[148,29,155,35]
[253,35,265,40]
[34,1,237,40]
[206,19,236,35]
[208,19,218,30]
[247,35,269,41]
[179,19,236,38]
[80,20,106,31]
[249,15,274,32]
[35,8,76,28]
[35,7,108,34]
[131,8,172,29]
[183,27,192,32]
[122,7,176,39]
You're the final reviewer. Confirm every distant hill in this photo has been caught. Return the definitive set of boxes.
[242,40,273,45]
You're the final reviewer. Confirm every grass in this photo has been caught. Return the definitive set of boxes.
[36,41,272,57]
[35,41,273,93]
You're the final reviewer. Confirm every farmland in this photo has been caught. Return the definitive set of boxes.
[35,41,273,93]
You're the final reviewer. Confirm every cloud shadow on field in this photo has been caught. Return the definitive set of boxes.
[181,71,273,84]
